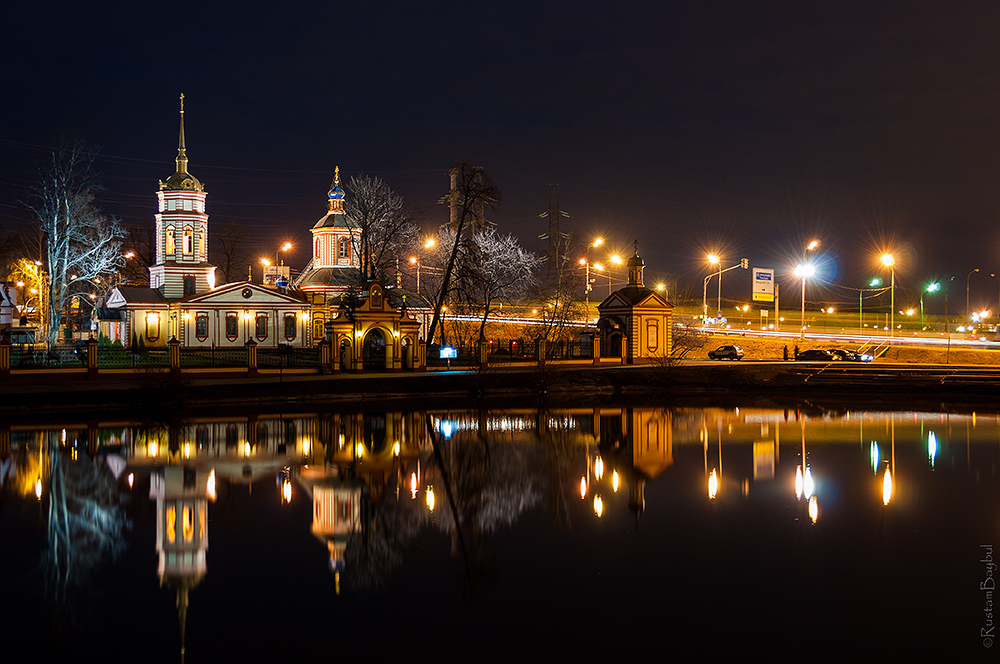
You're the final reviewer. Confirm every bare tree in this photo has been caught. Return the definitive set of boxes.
[343,175,418,282]
[426,163,501,346]
[210,217,251,285]
[462,227,539,341]
[120,223,155,286]
[26,140,125,347]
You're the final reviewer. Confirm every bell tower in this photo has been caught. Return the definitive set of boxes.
[149,94,216,298]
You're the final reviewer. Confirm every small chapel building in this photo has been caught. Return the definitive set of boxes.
[596,249,673,363]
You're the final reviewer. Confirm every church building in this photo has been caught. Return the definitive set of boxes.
[102,97,312,348]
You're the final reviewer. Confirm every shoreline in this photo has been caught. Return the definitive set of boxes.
[3,360,1000,419]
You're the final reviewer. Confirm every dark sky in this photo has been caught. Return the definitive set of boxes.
[3,1,1000,313]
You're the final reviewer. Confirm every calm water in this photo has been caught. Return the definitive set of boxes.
[2,404,999,660]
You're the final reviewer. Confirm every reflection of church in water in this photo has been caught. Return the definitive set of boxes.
[127,406,687,655]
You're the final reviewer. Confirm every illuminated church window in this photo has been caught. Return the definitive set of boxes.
[183,227,193,254]
[165,226,175,254]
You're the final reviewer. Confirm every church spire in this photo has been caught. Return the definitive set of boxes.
[160,94,203,192]
[176,93,188,175]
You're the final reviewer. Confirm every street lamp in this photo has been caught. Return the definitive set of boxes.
[794,264,815,340]
[921,282,940,325]
[967,268,980,323]
[881,254,895,338]
[704,253,721,319]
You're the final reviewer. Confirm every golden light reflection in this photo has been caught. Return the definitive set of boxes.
[355,443,364,458]
[243,442,251,457]
[803,467,815,499]
[128,473,134,489]
[808,496,818,523]
[207,469,217,501]
[183,442,191,458]
[579,476,587,499]
[302,439,311,455]
[410,472,418,499]
[883,468,893,505]
[795,465,803,499]
[612,470,620,493]
[426,486,435,512]
[593,495,604,517]
[594,456,604,480]
[35,477,42,500]
[282,479,292,503]
[393,441,400,456]
[166,506,176,543]
[708,468,719,499]
[149,441,159,457]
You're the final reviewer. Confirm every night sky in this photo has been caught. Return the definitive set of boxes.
[3,2,1000,313]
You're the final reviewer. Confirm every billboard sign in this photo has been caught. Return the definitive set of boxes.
[752,268,774,302]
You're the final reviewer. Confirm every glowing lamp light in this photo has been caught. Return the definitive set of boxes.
[302,439,311,455]
[795,465,803,499]
[708,468,719,499]
[611,255,622,265]
[440,421,454,439]
[355,443,364,458]
[612,470,620,493]
[881,254,894,267]
[410,472,418,499]
[149,441,159,457]
[807,240,820,250]
[207,469,217,501]
[243,442,251,457]
[282,479,292,503]
[808,496,819,523]
[184,442,191,459]
[593,495,604,517]
[35,477,42,500]
[882,468,893,505]
[579,476,587,499]
[594,456,604,480]
[127,473,134,489]
[393,441,400,456]
[426,486,435,512]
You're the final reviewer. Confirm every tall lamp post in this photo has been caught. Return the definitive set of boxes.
[921,282,940,326]
[881,254,895,338]
[709,254,722,315]
[967,267,980,324]
[794,264,815,340]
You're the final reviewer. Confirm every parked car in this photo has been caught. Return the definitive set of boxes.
[796,349,838,361]
[708,345,744,360]
[828,348,873,362]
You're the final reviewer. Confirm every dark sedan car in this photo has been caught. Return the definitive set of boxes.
[796,349,838,361]
[708,345,744,360]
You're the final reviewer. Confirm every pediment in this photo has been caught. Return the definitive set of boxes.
[182,282,306,306]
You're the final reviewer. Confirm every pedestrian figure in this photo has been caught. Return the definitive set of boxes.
[793,344,799,360]
[783,345,789,361]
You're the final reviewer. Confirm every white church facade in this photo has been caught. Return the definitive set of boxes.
[101,96,312,348]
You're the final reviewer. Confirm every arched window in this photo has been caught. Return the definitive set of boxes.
[315,238,321,259]
[339,237,350,259]
[165,226,175,254]
[183,227,193,254]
